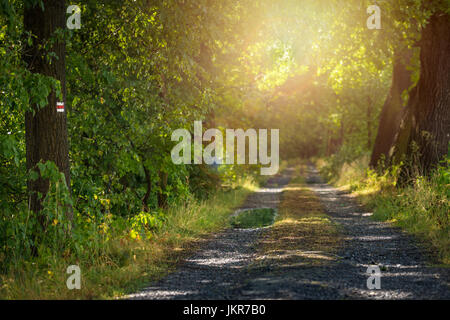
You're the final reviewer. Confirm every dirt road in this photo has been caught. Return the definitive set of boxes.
[127,166,449,300]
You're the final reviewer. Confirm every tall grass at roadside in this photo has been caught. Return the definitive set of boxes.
[0,177,257,299]
[317,153,449,265]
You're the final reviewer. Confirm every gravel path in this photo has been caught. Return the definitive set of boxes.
[127,169,293,299]
[127,166,449,300]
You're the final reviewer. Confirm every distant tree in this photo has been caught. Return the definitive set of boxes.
[370,48,413,169]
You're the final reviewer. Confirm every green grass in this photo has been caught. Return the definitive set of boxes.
[367,177,449,265]
[0,178,257,299]
[317,155,450,265]
[230,208,277,229]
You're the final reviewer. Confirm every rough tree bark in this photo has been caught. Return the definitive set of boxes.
[391,11,450,179]
[157,170,168,209]
[142,166,152,212]
[23,0,72,220]
[369,48,413,168]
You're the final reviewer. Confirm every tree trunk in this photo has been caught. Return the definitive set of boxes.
[367,96,373,150]
[391,11,450,179]
[157,170,168,209]
[142,166,152,212]
[339,118,344,147]
[369,48,413,168]
[326,128,332,156]
[23,0,72,220]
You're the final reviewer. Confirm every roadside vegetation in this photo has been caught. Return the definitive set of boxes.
[0,173,256,299]
[317,150,449,265]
